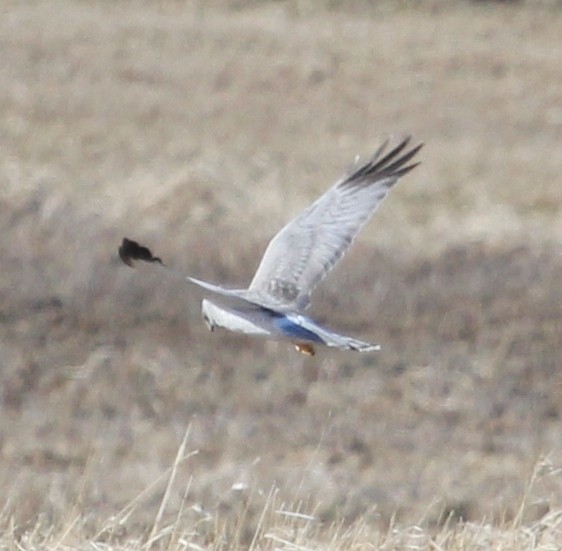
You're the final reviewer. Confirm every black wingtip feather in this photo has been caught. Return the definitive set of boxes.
[382,142,423,174]
[118,238,164,267]
[393,160,421,178]
[343,137,423,188]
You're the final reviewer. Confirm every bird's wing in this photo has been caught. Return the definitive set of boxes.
[188,277,284,312]
[187,277,245,298]
[248,137,423,310]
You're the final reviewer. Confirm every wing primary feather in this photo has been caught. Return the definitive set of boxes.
[355,137,401,179]
[380,143,423,175]
[367,136,412,172]
[348,138,389,180]
[342,137,422,189]
[392,160,422,179]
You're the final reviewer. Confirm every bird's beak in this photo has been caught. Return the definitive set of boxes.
[203,315,214,332]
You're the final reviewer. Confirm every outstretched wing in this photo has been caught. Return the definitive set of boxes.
[248,137,422,310]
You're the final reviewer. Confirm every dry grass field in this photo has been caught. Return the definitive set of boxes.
[1,0,562,548]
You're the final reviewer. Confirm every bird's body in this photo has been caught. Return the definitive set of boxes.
[119,137,422,354]
[200,298,376,354]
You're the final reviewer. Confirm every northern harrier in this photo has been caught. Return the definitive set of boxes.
[119,137,422,355]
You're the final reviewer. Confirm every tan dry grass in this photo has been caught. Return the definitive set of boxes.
[2,449,562,550]
[1,0,562,548]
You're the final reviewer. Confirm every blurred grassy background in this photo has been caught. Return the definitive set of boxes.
[1,0,561,543]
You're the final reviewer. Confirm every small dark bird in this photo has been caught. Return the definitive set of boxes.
[118,237,163,267]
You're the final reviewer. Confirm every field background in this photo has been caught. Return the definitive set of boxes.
[1,0,561,548]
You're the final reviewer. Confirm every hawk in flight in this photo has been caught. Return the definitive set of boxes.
[119,137,422,355]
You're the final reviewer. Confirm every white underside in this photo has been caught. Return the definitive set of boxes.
[202,299,271,336]
[200,298,380,352]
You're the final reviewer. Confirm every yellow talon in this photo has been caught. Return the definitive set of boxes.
[295,343,316,356]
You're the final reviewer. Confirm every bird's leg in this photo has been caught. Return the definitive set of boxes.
[295,343,316,356]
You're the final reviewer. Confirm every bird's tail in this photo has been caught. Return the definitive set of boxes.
[287,313,381,352]
[323,331,381,352]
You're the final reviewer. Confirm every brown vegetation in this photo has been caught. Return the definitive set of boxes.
[1,1,561,548]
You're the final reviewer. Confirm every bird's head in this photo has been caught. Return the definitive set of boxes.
[201,299,217,332]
